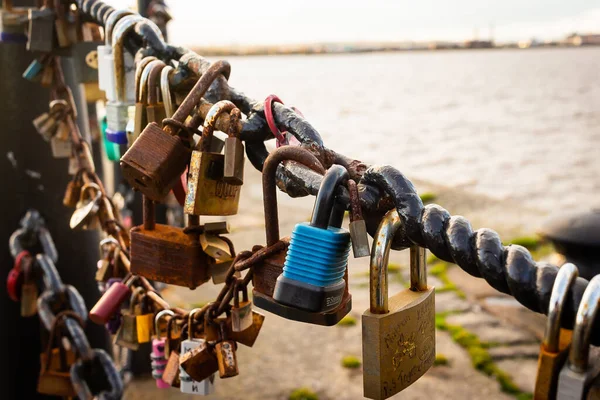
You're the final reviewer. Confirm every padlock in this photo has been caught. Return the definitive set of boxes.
[121,60,231,201]
[63,170,84,208]
[50,134,72,159]
[272,164,351,313]
[228,310,265,348]
[130,197,210,289]
[130,56,158,144]
[33,112,58,141]
[20,254,38,317]
[136,294,155,343]
[200,233,233,261]
[27,4,55,53]
[37,317,77,398]
[95,252,113,283]
[89,275,137,324]
[145,60,167,125]
[215,321,239,378]
[7,251,26,302]
[1,4,27,43]
[164,314,182,362]
[223,107,245,185]
[72,41,101,84]
[152,309,175,388]
[557,275,600,400]
[348,178,370,258]
[184,100,242,216]
[53,0,70,48]
[362,209,436,400]
[69,182,102,229]
[96,10,133,94]
[534,263,578,400]
[179,309,217,395]
[115,287,144,350]
[232,283,253,332]
[23,57,47,82]
[162,350,182,388]
[105,15,146,138]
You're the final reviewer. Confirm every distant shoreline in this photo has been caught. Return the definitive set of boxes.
[192,43,600,57]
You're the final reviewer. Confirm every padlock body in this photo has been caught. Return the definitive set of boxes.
[37,348,77,397]
[151,338,169,388]
[232,301,253,332]
[362,287,435,400]
[350,219,371,258]
[180,339,217,394]
[121,122,190,201]
[252,249,286,297]
[72,42,100,84]
[184,150,241,216]
[130,223,210,289]
[27,9,55,53]
[20,282,38,317]
[216,340,239,378]
[89,281,130,324]
[223,137,244,185]
[136,313,154,343]
[534,328,572,400]
[115,311,139,350]
[228,311,265,347]
[161,351,181,388]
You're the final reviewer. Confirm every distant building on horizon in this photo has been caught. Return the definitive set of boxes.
[565,33,600,46]
[464,40,494,49]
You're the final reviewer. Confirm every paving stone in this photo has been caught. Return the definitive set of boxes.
[468,324,538,345]
[435,291,472,313]
[495,358,538,394]
[446,310,501,328]
[488,344,541,360]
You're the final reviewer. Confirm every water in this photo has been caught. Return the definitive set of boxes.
[221,48,600,212]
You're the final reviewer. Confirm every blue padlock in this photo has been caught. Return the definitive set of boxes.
[105,128,128,145]
[22,58,45,82]
[273,164,351,312]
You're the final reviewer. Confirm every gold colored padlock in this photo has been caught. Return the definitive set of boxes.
[362,209,435,400]
[534,263,578,400]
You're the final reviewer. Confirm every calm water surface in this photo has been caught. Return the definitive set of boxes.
[221,48,600,212]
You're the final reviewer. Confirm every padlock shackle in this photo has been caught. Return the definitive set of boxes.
[199,100,236,152]
[111,15,145,102]
[188,307,202,340]
[160,66,175,118]
[310,165,348,229]
[129,287,145,313]
[262,147,326,246]
[569,274,600,372]
[155,309,175,338]
[543,263,578,352]
[147,61,166,106]
[165,60,231,136]
[104,10,134,46]
[135,56,158,103]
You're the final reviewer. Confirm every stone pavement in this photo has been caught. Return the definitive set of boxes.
[124,163,550,399]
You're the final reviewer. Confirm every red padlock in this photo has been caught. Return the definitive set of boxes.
[7,251,30,302]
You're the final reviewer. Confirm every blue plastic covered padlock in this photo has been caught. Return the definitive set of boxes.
[273,164,351,312]
[105,128,128,145]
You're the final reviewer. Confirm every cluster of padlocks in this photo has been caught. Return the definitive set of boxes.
[2,1,600,399]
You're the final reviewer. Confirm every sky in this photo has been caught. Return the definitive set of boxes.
[110,0,600,45]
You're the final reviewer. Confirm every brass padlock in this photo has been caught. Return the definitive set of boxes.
[184,100,242,216]
[215,321,239,378]
[200,233,232,261]
[362,209,435,400]
[63,170,84,208]
[534,263,578,400]
[115,287,144,350]
[69,182,102,230]
[228,310,265,348]
[136,294,155,343]
[223,107,244,185]
[130,197,210,289]
[232,283,253,332]
[121,60,231,201]
[131,56,157,144]
[146,61,167,125]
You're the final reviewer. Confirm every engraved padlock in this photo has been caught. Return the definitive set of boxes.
[69,183,102,230]
[534,263,578,400]
[184,100,242,216]
[179,309,217,395]
[557,275,600,400]
[362,209,435,400]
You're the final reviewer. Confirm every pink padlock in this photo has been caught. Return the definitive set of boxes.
[89,275,136,325]
[152,309,175,388]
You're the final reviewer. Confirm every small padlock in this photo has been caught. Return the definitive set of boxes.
[130,197,210,288]
[152,309,175,389]
[69,182,102,229]
[232,283,253,332]
[27,5,55,53]
[273,164,351,313]
[362,209,435,400]
[131,56,157,144]
[136,294,155,343]
[120,61,230,201]
[347,178,370,258]
[160,65,175,118]
[97,10,133,93]
[534,263,578,400]
[145,60,167,125]
[50,134,72,159]
[164,315,182,362]
[37,316,77,398]
[228,310,265,348]
[215,321,239,378]
[40,61,54,88]
[179,309,217,395]
[115,287,144,350]
[89,275,137,324]
[200,233,233,261]
[22,57,47,82]
[32,112,58,141]
[184,100,242,216]
[557,275,600,400]
[7,251,28,302]
[162,349,181,388]
[53,0,70,48]
[63,170,84,208]
[223,107,244,185]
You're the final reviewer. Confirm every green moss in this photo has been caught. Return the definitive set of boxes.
[436,312,531,399]
[338,315,357,327]
[429,262,448,277]
[289,387,319,400]
[434,354,449,366]
[506,236,541,251]
[427,253,440,264]
[341,355,362,369]
[388,263,402,274]
[419,192,437,203]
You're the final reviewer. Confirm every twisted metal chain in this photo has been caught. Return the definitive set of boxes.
[8,210,123,399]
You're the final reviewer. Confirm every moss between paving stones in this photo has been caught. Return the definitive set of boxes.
[436,312,532,399]
[434,353,449,366]
[341,355,362,369]
[429,260,466,299]
[419,192,437,203]
[289,387,319,400]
